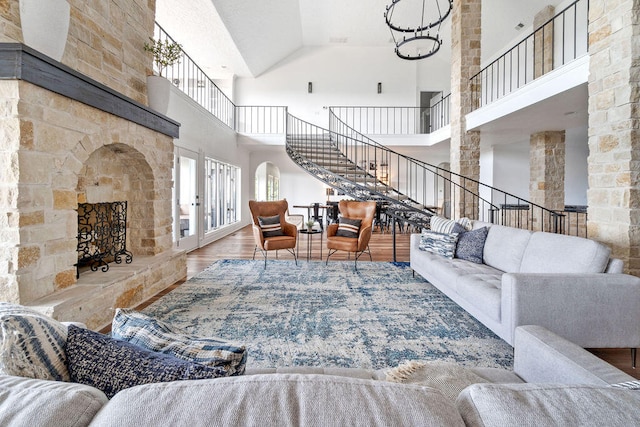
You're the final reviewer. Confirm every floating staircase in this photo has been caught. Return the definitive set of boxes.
[286,112,581,237]
[287,119,443,231]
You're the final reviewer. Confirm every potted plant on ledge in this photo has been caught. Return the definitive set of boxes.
[145,37,183,114]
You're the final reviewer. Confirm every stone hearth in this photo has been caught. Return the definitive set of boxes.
[0,45,186,329]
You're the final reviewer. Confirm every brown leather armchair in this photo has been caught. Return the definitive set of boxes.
[249,200,298,268]
[326,200,376,269]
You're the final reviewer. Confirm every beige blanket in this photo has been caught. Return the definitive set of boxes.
[385,360,489,401]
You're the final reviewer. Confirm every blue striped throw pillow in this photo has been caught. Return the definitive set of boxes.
[258,215,284,237]
[0,302,70,381]
[430,215,472,234]
[336,217,362,238]
[111,309,246,376]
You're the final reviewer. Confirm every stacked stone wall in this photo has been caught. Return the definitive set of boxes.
[450,0,481,219]
[588,0,640,274]
[0,0,154,104]
[0,81,174,304]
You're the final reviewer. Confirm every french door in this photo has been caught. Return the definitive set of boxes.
[174,148,199,251]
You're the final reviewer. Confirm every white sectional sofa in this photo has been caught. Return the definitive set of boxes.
[2,325,640,426]
[410,221,640,353]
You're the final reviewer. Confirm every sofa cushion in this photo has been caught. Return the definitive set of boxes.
[456,275,502,322]
[419,230,459,259]
[0,374,107,427]
[111,308,246,376]
[456,383,640,426]
[415,249,503,294]
[482,225,532,273]
[519,232,611,274]
[0,302,70,381]
[66,325,228,399]
[90,374,466,426]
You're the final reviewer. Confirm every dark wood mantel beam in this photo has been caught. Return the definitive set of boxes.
[0,43,180,138]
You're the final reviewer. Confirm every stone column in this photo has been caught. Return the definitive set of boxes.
[588,0,640,275]
[534,5,555,78]
[530,131,565,231]
[450,0,481,219]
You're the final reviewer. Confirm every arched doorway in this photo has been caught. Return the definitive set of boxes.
[255,161,280,201]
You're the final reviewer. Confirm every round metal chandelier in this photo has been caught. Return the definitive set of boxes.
[384,0,453,60]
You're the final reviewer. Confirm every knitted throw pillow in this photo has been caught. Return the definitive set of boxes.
[455,226,489,264]
[66,325,228,399]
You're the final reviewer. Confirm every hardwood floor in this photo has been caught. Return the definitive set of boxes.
[142,224,639,379]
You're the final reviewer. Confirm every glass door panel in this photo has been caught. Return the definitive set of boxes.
[175,149,198,251]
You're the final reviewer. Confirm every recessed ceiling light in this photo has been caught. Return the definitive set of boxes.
[329,37,348,43]
[221,65,227,69]
[515,23,524,30]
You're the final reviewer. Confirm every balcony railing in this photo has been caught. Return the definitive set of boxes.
[235,106,288,134]
[153,23,236,128]
[430,93,450,132]
[330,94,452,136]
[329,106,423,135]
[470,0,588,110]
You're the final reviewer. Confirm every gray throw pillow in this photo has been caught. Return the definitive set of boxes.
[336,217,361,238]
[455,226,488,264]
[258,215,284,237]
[66,325,227,399]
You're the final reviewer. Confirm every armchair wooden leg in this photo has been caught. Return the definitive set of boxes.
[632,348,637,369]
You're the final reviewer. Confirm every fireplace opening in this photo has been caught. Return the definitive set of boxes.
[76,201,133,278]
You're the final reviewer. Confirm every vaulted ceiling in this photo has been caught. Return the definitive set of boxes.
[156,0,565,79]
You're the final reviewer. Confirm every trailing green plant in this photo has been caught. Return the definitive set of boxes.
[144,37,183,77]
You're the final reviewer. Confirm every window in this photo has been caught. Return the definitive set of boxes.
[204,158,240,233]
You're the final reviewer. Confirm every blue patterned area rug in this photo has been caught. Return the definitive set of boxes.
[143,259,513,370]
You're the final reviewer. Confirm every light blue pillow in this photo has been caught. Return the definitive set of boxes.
[111,309,246,376]
[0,303,70,381]
[419,230,459,259]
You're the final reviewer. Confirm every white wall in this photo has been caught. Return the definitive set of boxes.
[492,142,530,199]
[235,46,439,128]
[249,147,327,219]
[154,80,253,246]
[481,126,589,208]
[565,127,588,205]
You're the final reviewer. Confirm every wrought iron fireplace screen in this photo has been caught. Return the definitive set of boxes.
[76,201,133,277]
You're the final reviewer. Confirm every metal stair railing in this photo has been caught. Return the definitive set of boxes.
[326,108,571,236]
[287,113,501,235]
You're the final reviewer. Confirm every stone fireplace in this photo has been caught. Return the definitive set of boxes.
[0,45,186,329]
